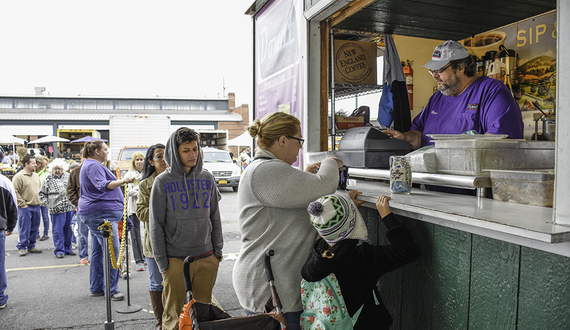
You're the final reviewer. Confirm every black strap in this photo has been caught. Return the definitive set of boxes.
[252,156,272,163]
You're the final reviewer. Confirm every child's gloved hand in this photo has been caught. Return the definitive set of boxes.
[348,190,365,207]
[376,195,392,218]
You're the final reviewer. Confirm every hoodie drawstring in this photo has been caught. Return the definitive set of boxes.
[182,171,197,209]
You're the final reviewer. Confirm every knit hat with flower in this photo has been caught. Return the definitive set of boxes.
[307,193,368,245]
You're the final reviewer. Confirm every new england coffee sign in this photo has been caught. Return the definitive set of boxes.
[334,40,377,85]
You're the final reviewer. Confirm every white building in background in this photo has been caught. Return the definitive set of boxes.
[0,92,250,157]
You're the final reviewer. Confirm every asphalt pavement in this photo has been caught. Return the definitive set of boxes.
[0,188,245,330]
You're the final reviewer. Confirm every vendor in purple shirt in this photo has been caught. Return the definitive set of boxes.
[78,140,133,301]
[384,40,524,149]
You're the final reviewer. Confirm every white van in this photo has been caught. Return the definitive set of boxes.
[202,148,241,192]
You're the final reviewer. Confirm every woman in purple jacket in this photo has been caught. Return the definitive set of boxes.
[78,140,133,301]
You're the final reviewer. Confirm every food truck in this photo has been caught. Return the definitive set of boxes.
[248,0,568,328]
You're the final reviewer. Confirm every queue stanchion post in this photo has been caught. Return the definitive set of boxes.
[100,220,115,330]
[116,228,141,314]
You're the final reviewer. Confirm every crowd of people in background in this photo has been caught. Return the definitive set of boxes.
[0,122,416,329]
[0,144,140,307]
[0,146,82,168]
[1,149,20,166]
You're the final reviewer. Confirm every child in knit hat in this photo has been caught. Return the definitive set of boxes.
[300,192,419,330]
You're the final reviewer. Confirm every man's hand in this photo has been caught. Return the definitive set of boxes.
[348,190,365,207]
[6,231,12,236]
[376,195,392,218]
[161,270,168,280]
[382,129,422,150]
[382,129,405,140]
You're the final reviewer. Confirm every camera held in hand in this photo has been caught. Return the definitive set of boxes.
[338,166,348,191]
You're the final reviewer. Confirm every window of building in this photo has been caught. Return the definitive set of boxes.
[15,99,31,109]
[47,99,65,109]
[145,100,160,110]
[190,101,205,110]
[67,99,83,109]
[177,101,190,110]
[132,100,145,110]
[116,100,131,110]
[83,100,97,109]
[97,100,114,109]
[162,101,176,110]
[206,101,225,111]
[0,99,13,109]
[32,99,48,109]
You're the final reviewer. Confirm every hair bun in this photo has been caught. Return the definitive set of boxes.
[246,120,261,138]
[307,201,324,216]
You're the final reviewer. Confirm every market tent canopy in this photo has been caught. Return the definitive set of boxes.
[28,135,70,144]
[227,131,253,147]
[70,136,108,143]
[0,134,26,145]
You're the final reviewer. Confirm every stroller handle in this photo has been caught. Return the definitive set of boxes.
[264,250,283,312]
[183,256,195,294]
[264,250,275,282]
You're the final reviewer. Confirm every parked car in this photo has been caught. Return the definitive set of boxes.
[115,146,149,179]
[202,148,241,192]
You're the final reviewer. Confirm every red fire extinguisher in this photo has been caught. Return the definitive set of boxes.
[402,60,413,109]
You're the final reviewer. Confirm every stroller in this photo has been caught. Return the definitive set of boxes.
[179,250,287,329]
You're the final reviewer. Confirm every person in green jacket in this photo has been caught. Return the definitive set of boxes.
[136,143,167,330]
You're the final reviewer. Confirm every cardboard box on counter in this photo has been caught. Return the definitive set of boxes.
[334,40,377,85]
[336,116,365,129]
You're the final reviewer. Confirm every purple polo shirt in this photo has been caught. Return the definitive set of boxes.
[411,76,524,147]
[78,159,124,215]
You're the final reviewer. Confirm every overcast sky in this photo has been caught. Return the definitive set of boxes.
[0,0,254,107]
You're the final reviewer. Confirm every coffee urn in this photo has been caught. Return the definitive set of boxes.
[541,117,556,141]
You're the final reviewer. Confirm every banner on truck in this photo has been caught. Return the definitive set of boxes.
[254,0,306,167]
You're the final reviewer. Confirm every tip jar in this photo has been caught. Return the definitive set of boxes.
[389,155,412,194]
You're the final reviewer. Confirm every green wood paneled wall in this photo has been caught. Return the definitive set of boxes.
[469,236,519,330]
[361,207,570,329]
[518,247,570,330]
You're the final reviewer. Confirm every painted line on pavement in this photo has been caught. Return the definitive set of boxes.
[7,264,86,272]
[6,252,240,272]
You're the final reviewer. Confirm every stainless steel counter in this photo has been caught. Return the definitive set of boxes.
[348,179,570,257]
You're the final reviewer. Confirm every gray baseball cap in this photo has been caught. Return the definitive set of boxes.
[423,40,469,70]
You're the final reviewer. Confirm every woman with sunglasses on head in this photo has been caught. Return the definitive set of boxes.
[232,111,343,330]
[136,143,168,330]
[78,140,133,302]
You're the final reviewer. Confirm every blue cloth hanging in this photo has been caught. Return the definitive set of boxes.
[377,83,394,127]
